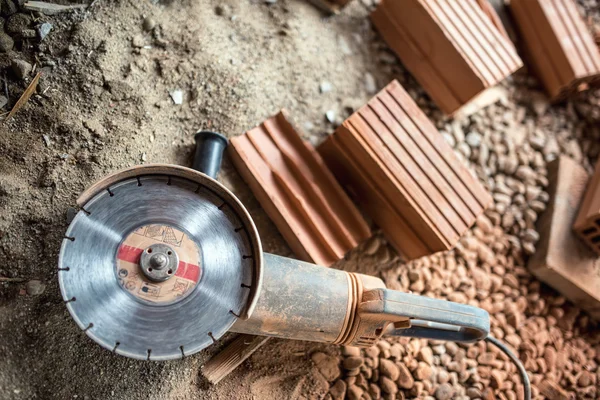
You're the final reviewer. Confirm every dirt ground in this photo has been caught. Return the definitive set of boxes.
[1,0,600,399]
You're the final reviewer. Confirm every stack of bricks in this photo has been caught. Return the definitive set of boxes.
[574,159,600,255]
[370,0,522,115]
[510,0,600,99]
[228,110,371,267]
[319,80,492,261]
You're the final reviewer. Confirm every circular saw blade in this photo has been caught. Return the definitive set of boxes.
[59,172,257,361]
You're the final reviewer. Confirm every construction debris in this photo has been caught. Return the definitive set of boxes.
[510,0,600,99]
[370,0,522,115]
[529,156,600,319]
[202,334,270,384]
[319,80,492,261]
[229,110,371,266]
[23,1,87,15]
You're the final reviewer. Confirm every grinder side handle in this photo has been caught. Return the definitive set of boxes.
[359,288,490,343]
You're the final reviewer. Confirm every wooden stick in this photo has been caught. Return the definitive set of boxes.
[202,334,270,384]
[0,277,26,282]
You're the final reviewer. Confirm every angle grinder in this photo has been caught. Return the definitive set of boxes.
[58,132,491,361]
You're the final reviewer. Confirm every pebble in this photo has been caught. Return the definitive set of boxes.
[325,110,336,124]
[0,95,7,109]
[465,131,482,147]
[380,376,397,394]
[6,13,31,34]
[169,89,183,105]
[418,347,434,365]
[343,356,363,370]
[364,72,377,94]
[397,363,414,389]
[379,358,399,380]
[311,352,341,381]
[142,16,155,31]
[415,362,432,380]
[328,379,346,400]
[347,385,363,400]
[319,81,333,94]
[37,22,52,41]
[26,280,45,296]
[0,32,14,52]
[11,59,32,79]
[342,346,361,357]
[434,383,454,400]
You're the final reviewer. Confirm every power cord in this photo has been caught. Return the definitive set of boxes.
[485,335,531,400]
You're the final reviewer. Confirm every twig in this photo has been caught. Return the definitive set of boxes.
[0,277,26,283]
[4,72,41,122]
[202,334,270,384]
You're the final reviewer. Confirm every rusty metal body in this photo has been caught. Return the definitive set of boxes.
[233,253,488,347]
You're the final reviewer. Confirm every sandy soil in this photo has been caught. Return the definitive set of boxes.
[0,0,599,399]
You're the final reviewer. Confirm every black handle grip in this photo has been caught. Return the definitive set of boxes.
[193,131,228,179]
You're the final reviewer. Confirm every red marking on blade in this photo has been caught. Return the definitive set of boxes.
[118,245,143,264]
[117,245,200,283]
[176,261,200,282]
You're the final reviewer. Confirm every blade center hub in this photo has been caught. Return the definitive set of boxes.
[140,243,179,282]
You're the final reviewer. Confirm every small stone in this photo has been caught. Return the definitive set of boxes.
[490,370,506,388]
[42,134,51,147]
[465,131,482,147]
[379,358,400,380]
[0,32,14,52]
[418,347,434,365]
[364,72,376,94]
[397,363,414,389]
[132,34,145,48]
[1,0,18,16]
[342,346,361,357]
[368,383,380,399]
[347,385,363,400]
[577,371,592,387]
[26,280,45,296]
[169,89,183,105]
[319,81,333,94]
[325,110,336,123]
[338,36,352,55]
[19,29,36,39]
[434,383,454,400]
[11,59,32,79]
[142,17,156,31]
[37,22,52,41]
[343,356,363,370]
[6,13,32,34]
[365,346,380,359]
[445,342,458,356]
[380,376,398,394]
[311,352,341,381]
[0,95,8,109]
[466,387,481,399]
[328,380,346,400]
[414,362,432,380]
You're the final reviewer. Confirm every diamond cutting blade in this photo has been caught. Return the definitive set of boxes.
[59,171,258,361]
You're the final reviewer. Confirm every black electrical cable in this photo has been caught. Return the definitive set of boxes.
[485,335,531,400]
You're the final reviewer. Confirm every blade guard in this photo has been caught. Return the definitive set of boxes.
[75,164,263,320]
